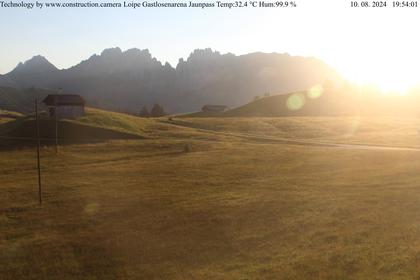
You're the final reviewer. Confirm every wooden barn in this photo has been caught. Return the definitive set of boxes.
[43,94,85,119]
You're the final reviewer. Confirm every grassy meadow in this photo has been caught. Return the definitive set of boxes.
[2,110,420,278]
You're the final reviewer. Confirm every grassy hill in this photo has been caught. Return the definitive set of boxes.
[74,108,153,136]
[186,89,420,118]
[0,107,224,147]
[0,109,23,124]
[0,108,145,144]
[177,89,356,118]
[222,89,358,117]
[4,109,420,278]
[180,110,226,118]
[168,116,420,148]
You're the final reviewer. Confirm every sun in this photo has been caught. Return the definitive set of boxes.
[333,49,420,94]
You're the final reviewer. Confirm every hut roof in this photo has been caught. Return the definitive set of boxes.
[43,94,85,106]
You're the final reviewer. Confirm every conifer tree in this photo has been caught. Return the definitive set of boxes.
[150,103,165,117]
[139,106,150,117]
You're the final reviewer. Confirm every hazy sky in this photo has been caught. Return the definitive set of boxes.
[1,0,420,91]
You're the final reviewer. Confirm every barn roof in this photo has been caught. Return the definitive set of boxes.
[43,94,85,106]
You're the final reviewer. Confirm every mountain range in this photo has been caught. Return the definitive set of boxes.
[0,48,341,113]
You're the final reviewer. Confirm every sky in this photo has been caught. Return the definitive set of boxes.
[1,0,420,92]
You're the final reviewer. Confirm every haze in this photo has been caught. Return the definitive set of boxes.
[1,0,420,91]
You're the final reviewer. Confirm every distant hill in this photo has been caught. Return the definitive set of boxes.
[222,89,346,117]
[219,88,420,117]
[0,48,341,114]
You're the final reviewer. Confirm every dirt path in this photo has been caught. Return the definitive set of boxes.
[163,120,420,152]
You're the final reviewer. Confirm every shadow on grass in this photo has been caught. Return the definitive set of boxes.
[0,117,143,150]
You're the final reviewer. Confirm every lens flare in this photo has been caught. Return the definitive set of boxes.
[286,93,305,110]
[308,85,323,99]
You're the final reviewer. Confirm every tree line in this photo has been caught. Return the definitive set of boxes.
[139,103,166,117]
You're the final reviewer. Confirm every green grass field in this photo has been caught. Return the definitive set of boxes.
[2,110,420,279]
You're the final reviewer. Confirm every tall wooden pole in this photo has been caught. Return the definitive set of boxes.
[35,98,42,204]
[55,98,58,154]
[55,88,63,155]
